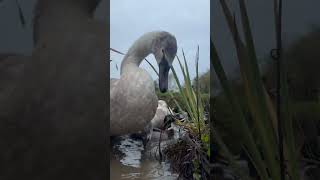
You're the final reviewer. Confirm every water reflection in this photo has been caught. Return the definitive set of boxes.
[117,136,144,168]
[110,135,178,180]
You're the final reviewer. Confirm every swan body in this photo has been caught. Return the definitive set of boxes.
[0,54,27,100]
[111,31,177,136]
[0,1,106,179]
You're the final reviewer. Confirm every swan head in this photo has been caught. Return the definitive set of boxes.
[151,31,177,93]
[35,0,101,13]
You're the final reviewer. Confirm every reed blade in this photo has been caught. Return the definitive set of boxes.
[211,39,270,179]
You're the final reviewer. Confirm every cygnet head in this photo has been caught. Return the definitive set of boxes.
[158,100,168,108]
[151,31,177,93]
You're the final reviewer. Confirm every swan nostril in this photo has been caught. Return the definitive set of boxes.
[162,49,167,58]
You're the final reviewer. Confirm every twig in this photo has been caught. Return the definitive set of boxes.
[272,0,286,179]
[196,45,201,139]
[158,130,163,162]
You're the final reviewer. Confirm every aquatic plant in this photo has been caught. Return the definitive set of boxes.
[170,48,208,137]
[210,0,299,179]
[170,48,211,179]
[144,48,211,178]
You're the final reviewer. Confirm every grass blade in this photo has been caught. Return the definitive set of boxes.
[15,0,25,28]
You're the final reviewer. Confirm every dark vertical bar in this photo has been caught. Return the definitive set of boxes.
[209,45,215,166]
[209,0,215,175]
[106,0,110,179]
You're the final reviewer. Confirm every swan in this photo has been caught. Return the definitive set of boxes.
[110,31,177,136]
[0,53,28,101]
[0,0,103,96]
[0,0,106,179]
[33,0,103,46]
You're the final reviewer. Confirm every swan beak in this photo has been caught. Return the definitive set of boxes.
[159,58,170,93]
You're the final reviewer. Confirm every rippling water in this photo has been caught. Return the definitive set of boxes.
[110,135,178,180]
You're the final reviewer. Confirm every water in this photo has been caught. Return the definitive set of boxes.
[110,135,178,180]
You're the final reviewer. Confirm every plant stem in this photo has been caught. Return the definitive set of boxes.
[275,0,286,179]
[109,48,159,76]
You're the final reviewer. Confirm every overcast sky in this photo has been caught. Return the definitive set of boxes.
[110,0,210,82]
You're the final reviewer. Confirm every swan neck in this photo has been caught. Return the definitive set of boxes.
[120,36,154,75]
[33,1,95,45]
